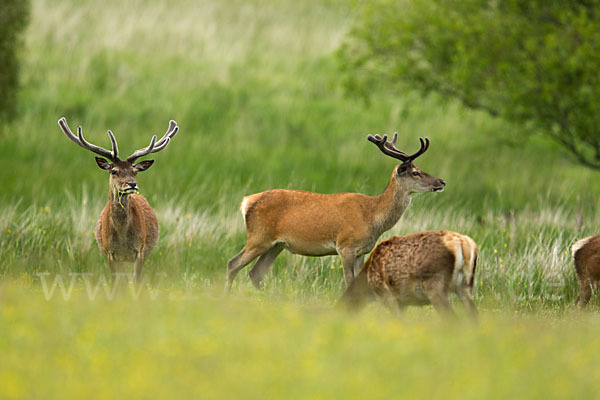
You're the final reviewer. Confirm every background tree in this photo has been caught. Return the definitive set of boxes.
[0,0,30,123]
[339,0,600,169]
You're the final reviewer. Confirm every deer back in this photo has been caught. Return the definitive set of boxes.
[366,230,477,291]
[241,189,377,248]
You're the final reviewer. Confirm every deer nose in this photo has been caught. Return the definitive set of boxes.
[127,181,138,189]
[439,179,446,186]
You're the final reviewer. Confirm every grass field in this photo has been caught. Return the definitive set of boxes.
[1,0,600,398]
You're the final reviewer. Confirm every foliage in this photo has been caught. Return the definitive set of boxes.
[0,0,30,123]
[339,0,600,169]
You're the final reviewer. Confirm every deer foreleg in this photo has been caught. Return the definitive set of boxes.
[133,254,144,284]
[339,249,359,287]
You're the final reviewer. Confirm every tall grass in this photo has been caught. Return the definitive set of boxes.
[1,189,596,309]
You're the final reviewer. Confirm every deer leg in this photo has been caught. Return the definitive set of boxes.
[133,255,144,284]
[338,249,358,287]
[576,276,593,307]
[108,257,127,291]
[456,286,478,319]
[225,244,270,291]
[248,244,284,290]
[423,280,456,317]
[108,256,124,281]
[354,255,365,274]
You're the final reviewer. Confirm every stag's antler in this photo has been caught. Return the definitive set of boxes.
[58,117,119,161]
[126,120,179,162]
[367,133,429,163]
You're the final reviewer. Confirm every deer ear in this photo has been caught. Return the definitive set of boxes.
[396,163,410,175]
[134,160,154,172]
[95,157,111,170]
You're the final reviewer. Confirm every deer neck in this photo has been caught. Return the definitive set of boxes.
[372,172,411,234]
[108,187,132,226]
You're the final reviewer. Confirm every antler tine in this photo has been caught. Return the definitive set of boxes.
[58,117,116,161]
[368,132,411,161]
[127,135,157,163]
[126,120,179,162]
[152,120,178,149]
[151,137,170,152]
[106,130,119,160]
[403,137,430,162]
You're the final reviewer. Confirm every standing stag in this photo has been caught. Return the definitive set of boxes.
[339,230,478,317]
[226,133,446,290]
[572,235,600,306]
[58,117,178,282]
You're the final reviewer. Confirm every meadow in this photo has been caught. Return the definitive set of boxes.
[1,0,600,398]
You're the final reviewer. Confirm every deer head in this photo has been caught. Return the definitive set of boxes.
[58,117,178,200]
[367,133,445,193]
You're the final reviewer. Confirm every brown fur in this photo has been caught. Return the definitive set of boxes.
[226,162,445,290]
[573,235,600,306]
[340,230,478,317]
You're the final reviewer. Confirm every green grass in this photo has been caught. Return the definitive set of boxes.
[1,0,600,397]
[3,284,600,399]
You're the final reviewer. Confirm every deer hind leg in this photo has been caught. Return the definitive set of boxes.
[226,243,272,291]
[423,279,456,318]
[456,286,478,319]
[248,243,284,290]
[576,276,593,307]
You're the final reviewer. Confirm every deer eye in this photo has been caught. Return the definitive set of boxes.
[412,171,420,177]
[111,170,117,175]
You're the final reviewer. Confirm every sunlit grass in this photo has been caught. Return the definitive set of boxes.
[2,283,600,399]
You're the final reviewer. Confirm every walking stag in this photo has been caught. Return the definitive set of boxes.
[226,133,446,290]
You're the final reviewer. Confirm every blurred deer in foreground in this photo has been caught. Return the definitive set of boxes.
[58,117,178,282]
[339,230,478,318]
[226,133,446,291]
[572,235,600,306]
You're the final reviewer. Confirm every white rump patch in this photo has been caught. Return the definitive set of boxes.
[452,239,464,273]
[240,197,250,223]
[572,236,594,256]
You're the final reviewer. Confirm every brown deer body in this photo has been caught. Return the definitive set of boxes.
[226,134,446,290]
[572,235,600,306]
[340,230,478,317]
[58,117,178,282]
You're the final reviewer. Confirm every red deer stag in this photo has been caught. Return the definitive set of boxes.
[226,133,446,290]
[339,230,478,317]
[572,235,600,306]
[58,117,178,282]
